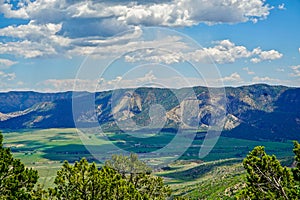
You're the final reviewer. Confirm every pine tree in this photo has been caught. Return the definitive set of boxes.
[105,153,152,180]
[237,146,297,199]
[50,158,142,200]
[105,153,171,199]
[292,141,300,196]
[0,133,39,199]
[51,154,171,199]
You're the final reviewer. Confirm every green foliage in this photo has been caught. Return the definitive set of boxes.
[105,153,171,199]
[0,133,39,199]
[292,141,300,196]
[48,154,171,199]
[237,146,297,199]
[293,141,300,182]
[49,158,141,200]
[105,153,152,178]
[32,184,51,200]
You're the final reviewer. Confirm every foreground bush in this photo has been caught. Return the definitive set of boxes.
[0,133,38,199]
[237,142,300,199]
[41,155,171,200]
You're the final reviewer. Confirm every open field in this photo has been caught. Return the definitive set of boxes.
[1,128,296,192]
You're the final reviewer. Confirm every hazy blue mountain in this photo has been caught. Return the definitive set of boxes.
[0,84,299,141]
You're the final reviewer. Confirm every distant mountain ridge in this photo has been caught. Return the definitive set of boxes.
[0,84,299,141]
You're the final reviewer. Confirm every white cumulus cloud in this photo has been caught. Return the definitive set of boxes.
[0,58,17,69]
[120,39,283,65]
[221,72,242,83]
[124,39,283,65]
[0,71,16,81]
[193,40,251,64]
[250,48,283,63]
[278,3,286,10]
[0,20,71,58]
[0,40,57,58]
[290,65,300,77]
[0,0,276,60]
[0,0,272,26]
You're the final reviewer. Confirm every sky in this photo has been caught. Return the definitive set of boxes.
[0,0,300,92]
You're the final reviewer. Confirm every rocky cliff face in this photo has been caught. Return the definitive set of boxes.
[0,84,299,141]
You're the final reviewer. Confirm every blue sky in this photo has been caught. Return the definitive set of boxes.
[0,0,299,92]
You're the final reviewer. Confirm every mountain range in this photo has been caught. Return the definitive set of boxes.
[0,84,299,141]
